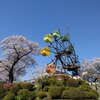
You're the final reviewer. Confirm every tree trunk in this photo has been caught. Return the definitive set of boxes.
[8,59,19,83]
[8,68,14,83]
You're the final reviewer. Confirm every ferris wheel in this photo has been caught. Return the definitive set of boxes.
[40,31,80,76]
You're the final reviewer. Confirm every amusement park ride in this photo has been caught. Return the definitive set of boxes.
[40,31,80,77]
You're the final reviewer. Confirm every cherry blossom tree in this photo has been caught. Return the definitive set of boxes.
[81,58,100,82]
[0,35,39,83]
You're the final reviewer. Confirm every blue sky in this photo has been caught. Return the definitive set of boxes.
[0,0,100,80]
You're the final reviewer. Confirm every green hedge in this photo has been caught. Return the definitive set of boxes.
[36,91,48,99]
[62,88,99,100]
[3,92,15,100]
[0,75,99,100]
[17,89,33,100]
[48,86,65,99]
[10,82,35,94]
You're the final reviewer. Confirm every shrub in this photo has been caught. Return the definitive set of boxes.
[0,82,4,88]
[43,86,50,92]
[36,76,63,90]
[0,89,5,99]
[3,83,14,90]
[56,80,64,86]
[62,88,85,99]
[10,83,22,94]
[0,82,6,99]
[47,76,58,86]
[31,91,37,99]
[86,90,99,99]
[15,91,36,100]
[62,87,99,100]
[17,89,32,100]
[48,86,64,99]
[36,91,48,99]
[79,84,91,91]
[10,82,34,94]
[3,92,15,100]
[36,75,69,88]
[36,77,50,90]
[77,79,87,85]
[18,82,34,90]
[66,78,79,87]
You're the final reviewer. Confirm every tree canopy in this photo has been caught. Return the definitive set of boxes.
[81,58,100,82]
